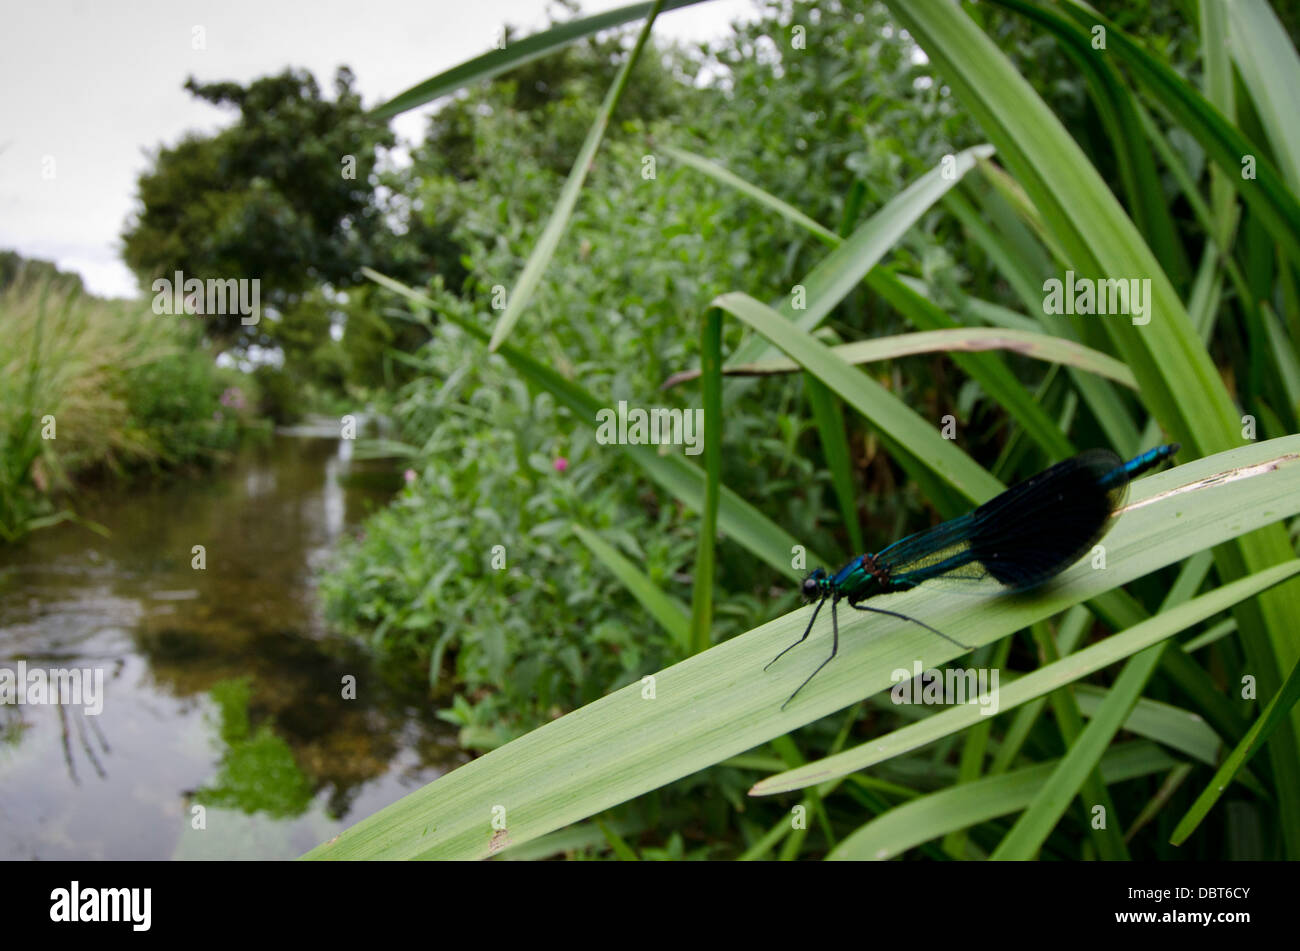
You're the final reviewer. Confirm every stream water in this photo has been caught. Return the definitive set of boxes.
[0,429,464,859]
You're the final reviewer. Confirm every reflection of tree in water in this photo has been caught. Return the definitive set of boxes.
[144,624,466,820]
[192,677,314,818]
[107,438,466,820]
[1,652,125,785]
[57,703,110,785]
[0,435,460,855]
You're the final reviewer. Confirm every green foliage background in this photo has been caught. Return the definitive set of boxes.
[317,0,1300,860]
[0,258,262,541]
[321,1,987,742]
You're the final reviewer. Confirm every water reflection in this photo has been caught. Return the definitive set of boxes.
[0,429,463,859]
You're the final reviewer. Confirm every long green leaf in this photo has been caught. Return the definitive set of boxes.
[666,328,1135,389]
[828,742,1178,861]
[1071,686,1263,794]
[304,440,1300,858]
[949,170,1144,454]
[572,523,691,653]
[1172,653,1300,846]
[992,0,1189,284]
[725,144,996,367]
[890,0,1300,860]
[370,0,710,119]
[690,308,723,654]
[805,376,863,556]
[1225,0,1300,193]
[657,148,1086,460]
[862,271,1076,459]
[711,293,1004,503]
[751,554,1300,796]
[662,145,839,245]
[1047,0,1300,265]
[487,1,665,351]
[992,641,1170,859]
[363,268,825,578]
[1017,544,1213,861]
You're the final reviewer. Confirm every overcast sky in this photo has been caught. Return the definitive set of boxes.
[1,0,756,298]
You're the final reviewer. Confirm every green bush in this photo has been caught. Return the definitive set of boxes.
[122,346,249,467]
[322,302,703,748]
[320,2,977,743]
[251,365,302,424]
[0,268,261,541]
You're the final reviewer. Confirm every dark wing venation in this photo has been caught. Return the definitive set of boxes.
[874,512,980,585]
[968,448,1127,589]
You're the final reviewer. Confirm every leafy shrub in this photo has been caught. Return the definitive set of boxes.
[320,2,985,742]
[0,268,261,541]
[322,300,703,748]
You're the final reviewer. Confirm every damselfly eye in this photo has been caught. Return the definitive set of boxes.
[801,576,820,600]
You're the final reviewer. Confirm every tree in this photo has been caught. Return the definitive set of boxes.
[121,67,397,351]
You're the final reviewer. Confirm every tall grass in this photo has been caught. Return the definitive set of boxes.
[0,275,255,541]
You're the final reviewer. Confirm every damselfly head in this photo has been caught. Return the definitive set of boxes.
[800,568,826,601]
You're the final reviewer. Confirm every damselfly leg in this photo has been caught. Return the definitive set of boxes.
[764,595,825,671]
[779,595,842,710]
[847,603,971,650]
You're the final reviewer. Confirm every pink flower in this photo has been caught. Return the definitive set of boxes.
[403,469,417,484]
[553,457,568,473]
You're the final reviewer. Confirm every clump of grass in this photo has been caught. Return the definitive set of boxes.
[0,276,257,541]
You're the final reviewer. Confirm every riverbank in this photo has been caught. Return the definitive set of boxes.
[0,271,264,544]
[0,432,461,859]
